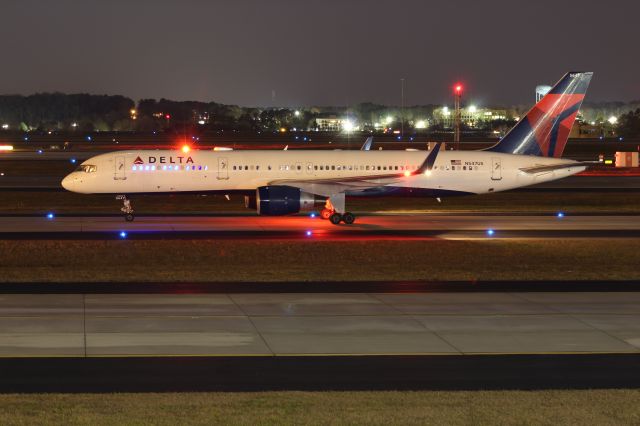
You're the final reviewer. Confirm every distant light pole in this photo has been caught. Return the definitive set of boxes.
[400,78,405,139]
[454,83,463,150]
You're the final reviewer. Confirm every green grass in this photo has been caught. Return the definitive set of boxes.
[1,239,638,282]
[0,390,638,425]
[1,190,640,214]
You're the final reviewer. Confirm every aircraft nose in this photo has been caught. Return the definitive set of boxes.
[61,175,75,191]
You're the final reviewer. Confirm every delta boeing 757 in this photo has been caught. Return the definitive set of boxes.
[62,72,593,225]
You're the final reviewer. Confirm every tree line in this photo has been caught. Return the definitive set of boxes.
[0,93,639,137]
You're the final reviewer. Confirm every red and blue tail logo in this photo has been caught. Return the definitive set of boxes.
[487,72,593,158]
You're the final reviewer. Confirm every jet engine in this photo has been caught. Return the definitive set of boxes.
[245,186,322,215]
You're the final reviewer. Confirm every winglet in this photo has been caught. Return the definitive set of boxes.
[415,143,442,174]
[360,136,373,151]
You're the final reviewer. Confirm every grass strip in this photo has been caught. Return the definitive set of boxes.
[1,239,638,282]
[0,390,638,425]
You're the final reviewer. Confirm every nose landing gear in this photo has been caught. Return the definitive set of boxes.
[116,195,134,222]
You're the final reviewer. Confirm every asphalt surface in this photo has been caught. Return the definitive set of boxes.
[1,214,639,239]
[2,354,639,392]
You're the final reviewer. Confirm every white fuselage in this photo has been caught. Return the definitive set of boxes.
[61,149,586,196]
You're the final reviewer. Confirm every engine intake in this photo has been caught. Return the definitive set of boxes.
[254,186,320,215]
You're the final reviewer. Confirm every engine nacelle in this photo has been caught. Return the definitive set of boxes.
[254,186,320,216]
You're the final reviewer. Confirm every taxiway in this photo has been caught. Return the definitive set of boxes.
[1,214,639,239]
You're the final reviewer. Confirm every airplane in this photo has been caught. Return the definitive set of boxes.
[62,71,593,225]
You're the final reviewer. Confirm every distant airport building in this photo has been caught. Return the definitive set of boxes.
[536,85,552,102]
[432,106,508,128]
[315,114,344,132]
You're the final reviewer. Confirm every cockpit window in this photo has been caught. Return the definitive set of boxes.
[75,164,97,173]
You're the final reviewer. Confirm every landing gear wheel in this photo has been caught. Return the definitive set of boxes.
[342,212,355,224]
[329,213,343,225]
[321,208,333,220]
[117,195,134,222]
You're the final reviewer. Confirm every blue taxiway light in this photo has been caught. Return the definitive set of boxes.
[486,229,495,236]
[70,158,77,164]
[37,149,43,154]
[306,230,313,237]
[310,213,316,218]
[46,213,54,220]
[119,231,127,239]
[557,212,565,218]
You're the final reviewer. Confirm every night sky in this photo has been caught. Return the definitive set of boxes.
[1,0,637,106]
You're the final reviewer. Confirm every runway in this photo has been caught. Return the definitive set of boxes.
[1,292,638,357]
[1,290,639,391]
[1,213,639,239]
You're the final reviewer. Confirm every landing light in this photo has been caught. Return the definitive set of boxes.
[0,145,13,151]
[181,145,190,153]
[404,170,411,177]
[424,170,432,176]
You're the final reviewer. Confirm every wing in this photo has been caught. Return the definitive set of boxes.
[268,143,442,197]
[519,161,594,174]
[360,136,373,151]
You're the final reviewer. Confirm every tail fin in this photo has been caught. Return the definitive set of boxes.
[487,72,593,157]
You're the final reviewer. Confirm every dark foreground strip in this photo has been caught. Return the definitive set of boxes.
[1,280,640,294]
[0,354,638,392]
[2,229,640,240]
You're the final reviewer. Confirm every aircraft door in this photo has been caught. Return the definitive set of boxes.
[114,156,126,180]
[217,157,229,180]
[296,162,303,174]
[491,157,502,180]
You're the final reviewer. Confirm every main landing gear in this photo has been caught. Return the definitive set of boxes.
[321,197,356,225]
[116,195,134,222]
[329,211,355,225]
